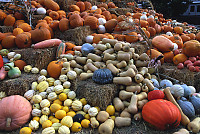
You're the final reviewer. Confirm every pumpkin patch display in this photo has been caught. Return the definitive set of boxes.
[47,60,64,79]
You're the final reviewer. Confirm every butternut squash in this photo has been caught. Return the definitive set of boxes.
[119,90,133,100]
[134,74,144,83]
[98,119,114,134]
[138,53,150,61]
[120,108,131,118]
[113,77,132,86]
[135,60,149,67]
[96,43,107,51]
[106,60,119,66]
[75,57,87,65]
[103,48,114,54]
[133,53,139,60]
[90,117,99,128]
[86,63,98,72]
[79,73,93,80]
[70,60,83,69]
[173,128,189,134]
[119,68,136,77]
[117,53,130,62]
[137,99,148,109]
[126,84,141,93]
[116,61,127,68]
[123,101,130,107]
[107,63,119,75]
[103,53,116,61]
[115,117,131,127]
[142,78,155,91]
[114,42,122,51]
[127,93,138,114]
[102,38,118,46]
[137,92,147,101]
[138,67,148,76]
[87,53,102,62]
[96,111,109,122]
[187,117,200,133]
[113,97,124,112]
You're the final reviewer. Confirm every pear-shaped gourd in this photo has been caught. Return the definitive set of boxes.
[5,64,21,78]
[189,95,200,114]
[81,43,94,56]
[177,97,195,118]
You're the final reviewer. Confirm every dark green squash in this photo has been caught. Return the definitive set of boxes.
[73,114,84,123]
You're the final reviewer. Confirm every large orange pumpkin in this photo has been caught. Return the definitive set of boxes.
[1,35,16,49]
[0,32,6,41]
[15,32,32,48]
[173,53,188,65]
[84,16,99,30]
[152,35,174,52]
[30,27,51,43]
[47,60,64,79]
[182,40,200,57]
[69,14,83,28]
[59,18,69,32]
[0,95,32,131]
[142,99,181,130]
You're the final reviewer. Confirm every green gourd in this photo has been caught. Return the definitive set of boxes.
[5,64,21,78]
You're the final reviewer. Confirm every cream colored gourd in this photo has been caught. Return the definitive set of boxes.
[96,111,109,122]
[126,84,142,93]
[32,95,42,104]
[7,52,15,59]
[138,67,148,76]
[31,67,39,74]
[38,75,46,83]
[47,77,55,86]
[63,81,71,89]
[75,57,87,65]
[188,117,200,133]
[135,60,149,67]
[113,97,124,112]
[54,85,64,94]
[119,68,136,77]
[73,68,83,75]
[133,53,139,60]
[40,69,48,76]
[70,60,83,69]
[127,93,138,114]
[63,89,70,94]
[103,48,114,54]
[42,107,50,115]
[67,70,77,80]
[40,115,48,125]
[137,92,147,101]
[58,125,70,134]
[59,75,68,82]
[54,80,62,86]
[39,92,47,99]
[13,53,21,60]
[29,120,39,131]
[72,100,83,111]
[88,107,98,117]
[120,108,131,118]
[83,104,91,113]
[24,65,32,73]
[46,86,54,94]
[33,104,40,109]
[31,82,38,90]
[137,99,148,109]
[98,119,114,134]
[115,117,131,127]
[64,99,73,107]
[24,90,35,100]
[107,63,119,75]
[40,99,50,108]
[114,42,123,51]
[51,123,62,131]
[90,117,99,128]
[113,77,132,86]
[142,78,155,91]
[173,128,189,134]
[37,81,49,92]
[32,109,41,117]
[42,127,55,134]
[48,92,57,101]
[76,111,86,116]
[61,116,73,128]
[79,73,93,80]
[68,91,76,99]
[119,90,133,100]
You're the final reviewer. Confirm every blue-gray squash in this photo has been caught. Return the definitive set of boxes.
[177,97,195,118]
[151,79,159,88]
[189,95,200,114]
[92,68,113,84]
[160,79,173,88]
[81,43,94,56]
[180,84,191,97]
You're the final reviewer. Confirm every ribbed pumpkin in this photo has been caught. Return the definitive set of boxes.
[59,18,69,32]
[69,5,80,12]
[152,35,174,52]
[43,0,60,11]
[13,28,24,36]
[49,20,59,30]
[30,27,51,43]
[174,26,183,34]
[47,60,64,79]
[0,32,6,41]
[142,99,181,130]
[105,19,117,32]
[182,40,200,57]
[18,23,32,32]
[14,20,25,28]
[147,90,165,100]
[147,27,156,37]
[84,1,92,10]
[125,32,139,43]
[76,1,85,12]
[69,14,83,28]
[44,16,53,24]
[36,22,50,29]
[163,25,173,33]
[84,16,99,30]
[1,35,16,49]
[49,11,59,20]
[4,14,15,26]
[146,49,164,64]
[14,12,25,20]
[15,32,32,48]
[0,11,7,21]
[0,95,32,131]
[181,34,190,42]
[173,53,188,65]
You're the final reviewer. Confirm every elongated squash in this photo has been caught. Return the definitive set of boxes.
[32,39,62,49]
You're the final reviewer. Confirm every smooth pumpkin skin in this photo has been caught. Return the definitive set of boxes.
[0,95,32,131]
[173,53,188,65]
[146,49,164,64]
[142,99,181,130]
[182,40,200,57]
[47,60,64,79]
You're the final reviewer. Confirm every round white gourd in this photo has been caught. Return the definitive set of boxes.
[86,35,94,43]
[67,71,77,80]
[32,95,42,104]
[83,104,91,113]
[24,90,35,100]
[63,81,71,89]
[48,92,57,101]
[88,107,98,117]
[46,86,55,94]
[29,120,39,131]
[40,69,48,76]
[59,75,68,82]
[40,99,50,108]
[42,107,50,115]
[97,25,106,34]
[58,125,70,134]
[54,85,64,94]
[68,91,76,99]
[140,15,147,20]
[39,92,47,99]
[38,75,47,83]
[32,109,41,117]
[64,99,73,107]
[170,84,184,98]
[54,80,62,86]
[91,6,98,10]
[36,7,46,15]
[98,18,106,25]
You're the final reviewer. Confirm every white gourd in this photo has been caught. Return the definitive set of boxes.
[24,90,35,100]
[46,86,54,94]
[29,120,39,131]
[37,7,46,15]
[58,125,70,134]
[98,18,106,25]
[42,107,50,115]
[0,91,6,100]
[63,81,71,89]
[42,127,55,134]
[32,109,42,117]
[170,84,184,98]
[31,82,38,90]
[68,91,76,99]
[40,115,48,125]
[39,92,47,99]
[47,77,55,86]
[13,53,21,60]
[85,35,94,43]
[54,80,62,86]
[72,100,83,111]
[24,65,32,73]
[48,92,57,101]
[166,31,173,36]
[40,69,48,76]
[63,89,71,94]
[32,95,42,104]
[54,85,64,94]
[60,116,73,128]
[7,52,15,59]
[88,107,98,117]
[67,70,77,80]
[188,86,196,94]
[83,104,91,113]
[40,99,50,108]
[62,62,70,68]
[31,67,39,74]
[64,99,73,107]
[91,5,98,10]
[98,25,106,34]
[51,123,62,131]
[140,15,147,20]
[59,75,68,82]
[33,104,40,109]
[38,75,46,83]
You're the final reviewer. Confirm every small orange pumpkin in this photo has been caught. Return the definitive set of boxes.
[44,16,53,24]
[14,12,25,20]
[146,49,164,64]
[43,0,60,11]
[59,18,69,32]
[163,25,173,33]
[65,50,75,55]
[196,32,200,41]
[36,22,49,29]
[93,34,108,43]
[154,24,162,34]
[49,11,60,20]
[173,26,183,34]
[14,60,27,71]
[47,60,64,79]
[69,14,83,28]
[1,35,16,49]
[173,53,188,65]
[13,28,24,36]
[181,34,190,42]
[111,14,117,19]
[76,1,85,12]
[14,20,25,28]
[84,16,99,30]
[0,11,7,21]
[65,42,76,50]
[102,11,112,21]
[132,13,142,19]
[49,20,59,30]
[105,19,117,32]
[15,32,32,48]
[4,14,15,26]
[147,27,156,37]
[30,27,51,43]
[69,5,80,12]
[168,35,183,49]
[18,23,32,32]
[125,32,139,43]
[163,51,174,63]
[94,8,102,15]
[84,1,92,10]
[187,33,196,40]
[182,40,200,57]
[140,20,149,28]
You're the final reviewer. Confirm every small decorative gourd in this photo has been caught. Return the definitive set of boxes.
[81,43,94,56]
[83,104,91,113]
[48,92,57,101]
[54,80,62,86]
[31,82,38,91]
[46,86,54,94]
[180,84,191,97]
[170,84,184,98]
[150,79,160,88]
[61,116,73,128]
[88,107,98,117]
[63,81,71,89]
[31,67,39,74]
[68,91,76,99]
[51,123,61,131]
[39,92,47,99]
[42,107,50,115]
[24,90,35,100]
[72,100,83,111]
[42,127,55,134]
[92,68,113,84]
[32,95,42,104]
[160,79,173,88]
[40,69,48,76]
[38,75,47,83]
[47,77,55,86]
[29,120,39,131]
[189,95,200,114]
[20,127,32,134]
[0,92,6,100]
[67,70,77,80]
[37,81,49,92]
[33,104,40,109]
[32,109,42,117]
[58,125,70,134]
[39,115,48,125]
[177,97,195,118]
[7,52,15,59]
[59,74,68,82]
[40,99,50,108]
[54,85,64,94]
[24,65,32,73]
[64,99,73,107]
[85,35,94,43]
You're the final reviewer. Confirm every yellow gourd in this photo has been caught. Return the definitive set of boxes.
[84,114,90,119]
[53,99,63,105]
[59,93,67,101]
[42,120,52,129]
[55,110,66,119]
[90,117,99,128]
[64,99,73,107]
[39,115,48,125]
[106,105,115,116]
[37,81,49,92]
[50,103,62,113]
[80,98,87,105]
[20,127,32,134]
[51,118,60,123]
[62,106,69,113]
[32,95,42,104]
[33,116,40,122]
[47,77,55,86]
[71,122,82,132]
[48,116,54,120]
[66,111,76,117]
[81,119,90,128]
[61,116,73,127]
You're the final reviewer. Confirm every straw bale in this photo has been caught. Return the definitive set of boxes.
[0,26,13,33]
[13,47,57,70]
[54,26,94,45]
[108,8,132,15]
[0,73,39,96]
[131,42,149,55]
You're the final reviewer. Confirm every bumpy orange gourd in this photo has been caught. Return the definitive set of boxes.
[47,60,64,79]
[125,32,139,43]
[13,28,24,36]
[84,16,99,30]
[4,14,15,26]
[18,23,32,32]
[1,35,16,49]
[44,0,60,11]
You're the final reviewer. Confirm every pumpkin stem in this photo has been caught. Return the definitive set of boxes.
[6,118,12,127]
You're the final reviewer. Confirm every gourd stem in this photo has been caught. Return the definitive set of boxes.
[6,118,11,127]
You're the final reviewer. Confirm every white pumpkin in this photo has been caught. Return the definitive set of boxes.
[58,125,70,134]
[32,109,42,117]
[40,69,48,76]
[86,35,94,43]
[29,120,39,131]
[83,104,91,113]
[54,80,62,86]
[42,127,55,134]
[72,100,83,111]
[68,91,76,99]
[40,99,50,108]
[24,90,35,100]
[88,107,98,117]
[48,92,57,101]
[38,75,47,83]
[51,123,62,131]
[59,75,68,82]
[64,99,73,107]
[140,15,147,20]
[37,7,47,15]
[67,70,77,80]
[42,107,50,115]
[98,18,106,25]
[170,84,184,98]
[39,92,47,99]
[13,53,21,61]
[63,81,71,89]
[91,6,98,10]
[54,85,64,94]
[97,25,106,34]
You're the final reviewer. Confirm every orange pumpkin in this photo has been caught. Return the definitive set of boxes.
[76,1,85,12]
[14,12,25,20]
[173,26,183,34]
[69,14,83,28]
[30,27,51,43]
[57,10,66,17]
[15,32,32,48]
[49,11,60,20]
[84,16,99,30]
[0,11,7,21]
[196,32,200,41]
[37,20,47,24]
[187,33,196,40]
[102,11,112,21]
[0,32,6,41]
[117,15,125,22]
[182,40,200,57]
[163,25,173,33]
[36,22,49,29]
[168,35,183,49]
[43,0,60,11]
[97,3,108,9]
[125,32,139,43]
[47,60,64,79]
[181,34,190,42]
[0,95,32,131]
[152,35,174,52]
[163,51,174,63]
[84,1,92,10]
[18,23,32,32]
[147,27,156,37]
[132,13,142,19]
[147,17,156,27]
[116,34,125,41]
[1,35,16,49]
[14,20,25,28]
[65,50,75,55]
[111,14,117,19]
[14,60,27,71]
[108,2,116,8]
[65,42,76,50]
[146,49,164,64]
[105,19,117,32]
[173,53,188,65]
[4,14,15,26]
[140,20,149,28]
[13,28,24,36]
[59,18,69,32]
[154,24,162,34]
[44,16,53,24]
[49,20,59,30]
[93,34,108,43]
[69,5,80,12]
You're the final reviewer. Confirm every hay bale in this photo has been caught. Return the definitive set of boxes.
[131,42,149,55]
[0,73,39,96]
[108,8,132,15]
[54,0,76,11]
[0,26,13,33]
[73,78,119,110]
[13,47,57,70]
[54,26,94,45]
